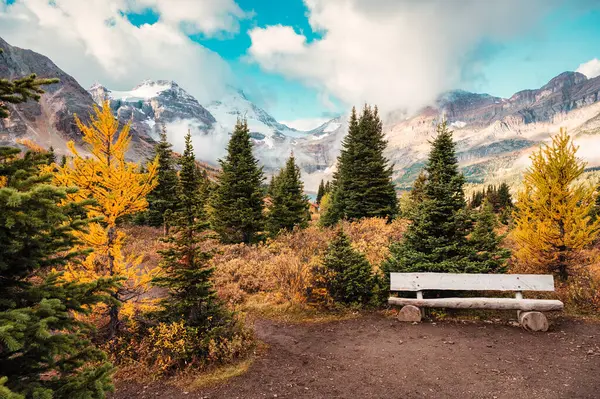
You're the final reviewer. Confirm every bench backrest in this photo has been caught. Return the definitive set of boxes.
[390,273,555,292]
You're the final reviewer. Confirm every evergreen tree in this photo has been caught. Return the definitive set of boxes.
[316,179,326,205]
[402,170,427,218]
[47,145,56,165]
[153,134,228,331]
[316,230,374,305]
[469,201,511,273]
[512,129,600,280]
[469,190,484,209]
[384,122,481,274]
[211,119,265,244]
[0,146,117,398]
[322,105,398,225]
[497,182,512,209]
[266,154,311,236]
[146,126,179,233]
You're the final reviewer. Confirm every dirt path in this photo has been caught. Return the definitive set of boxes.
[112,315,600,398]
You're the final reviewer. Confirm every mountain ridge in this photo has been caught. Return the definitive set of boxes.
[2,36,600,192]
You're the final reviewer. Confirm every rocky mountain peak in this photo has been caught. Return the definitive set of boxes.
[540,71,587,93]
[88,82,111,104]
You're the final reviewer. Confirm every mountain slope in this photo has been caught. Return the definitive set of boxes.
[0,37,155,159]
[384,72,600,188]
[91,81,323,171]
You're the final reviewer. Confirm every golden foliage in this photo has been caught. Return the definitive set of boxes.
[52,101,159,321]
[211,218,407,306]
[16,138,45,153]
[511,128,600,279]
[106,317,254,377]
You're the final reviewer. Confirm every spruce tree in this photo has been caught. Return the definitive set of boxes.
[316,179,325,205]
[402,170,427,218]
[0,146,117,398]
[146,126,179,233]
[469,201,510,273]
[384,122,479,274]
[497,182,512,210]
[266,154,311,236]
[322,105,398,225]
[317,229,374,305]
[153,134,228,331]
[211,119,265,244]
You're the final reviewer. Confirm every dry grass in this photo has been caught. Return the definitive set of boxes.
[185,358,254,390]
[119,218,407,320]
[211,218,407,310]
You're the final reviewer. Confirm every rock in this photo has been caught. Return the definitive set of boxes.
[519,311,549,332]
[397,305,422,322]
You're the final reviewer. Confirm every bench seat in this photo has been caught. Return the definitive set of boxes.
[388,296,564,311]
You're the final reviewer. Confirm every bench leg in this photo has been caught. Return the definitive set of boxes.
[518,311,549,332]
[397,305,422,322]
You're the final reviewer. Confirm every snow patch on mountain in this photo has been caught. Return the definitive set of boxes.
[110,81,172,102]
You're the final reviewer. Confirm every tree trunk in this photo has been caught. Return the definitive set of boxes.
[107,226,119,339]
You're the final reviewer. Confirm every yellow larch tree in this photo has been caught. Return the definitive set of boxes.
[512,128,600,281]
[53,100,159,337]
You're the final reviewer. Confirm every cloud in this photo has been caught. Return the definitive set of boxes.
[281,117,330,131]
[248,25,307,57]
[128,0,249,36]
[248,0,565,114]
[576,58,600,79]
[0,0,246,103]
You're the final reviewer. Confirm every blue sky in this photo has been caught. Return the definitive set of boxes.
[128,0,337,124]
[135,0,600,122]
[2,0,600,128]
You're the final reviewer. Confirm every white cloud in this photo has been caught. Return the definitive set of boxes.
[248,25,307,57]
[576,58,600,79]
[0,0,246,103]
[248,0,563,114]
[129,0,248,36]
[281,117,330,131]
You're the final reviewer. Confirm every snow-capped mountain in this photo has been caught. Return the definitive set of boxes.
[89,80,216,141]
[88,80,333,174]
[5,35,600,193]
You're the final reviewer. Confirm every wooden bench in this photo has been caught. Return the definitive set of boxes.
[388,272,564,332]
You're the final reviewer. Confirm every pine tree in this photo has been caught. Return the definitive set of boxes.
[0,48,59,118]
[52,101,159,337]
[512,128,600,280]
[402,170,427,218]
[469,200,510,273]
[384,122,479,274]
[322,105,398,225]
[469,190,484,209]
[47,145,56,165]
[316,179,326,205]
[497,182,512,209]
[146,125,179,233]
[266,154,311,236]
[153,133,228,331]
[211,119,265,244]
[316,229,374,305]
[0,146,117,398]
